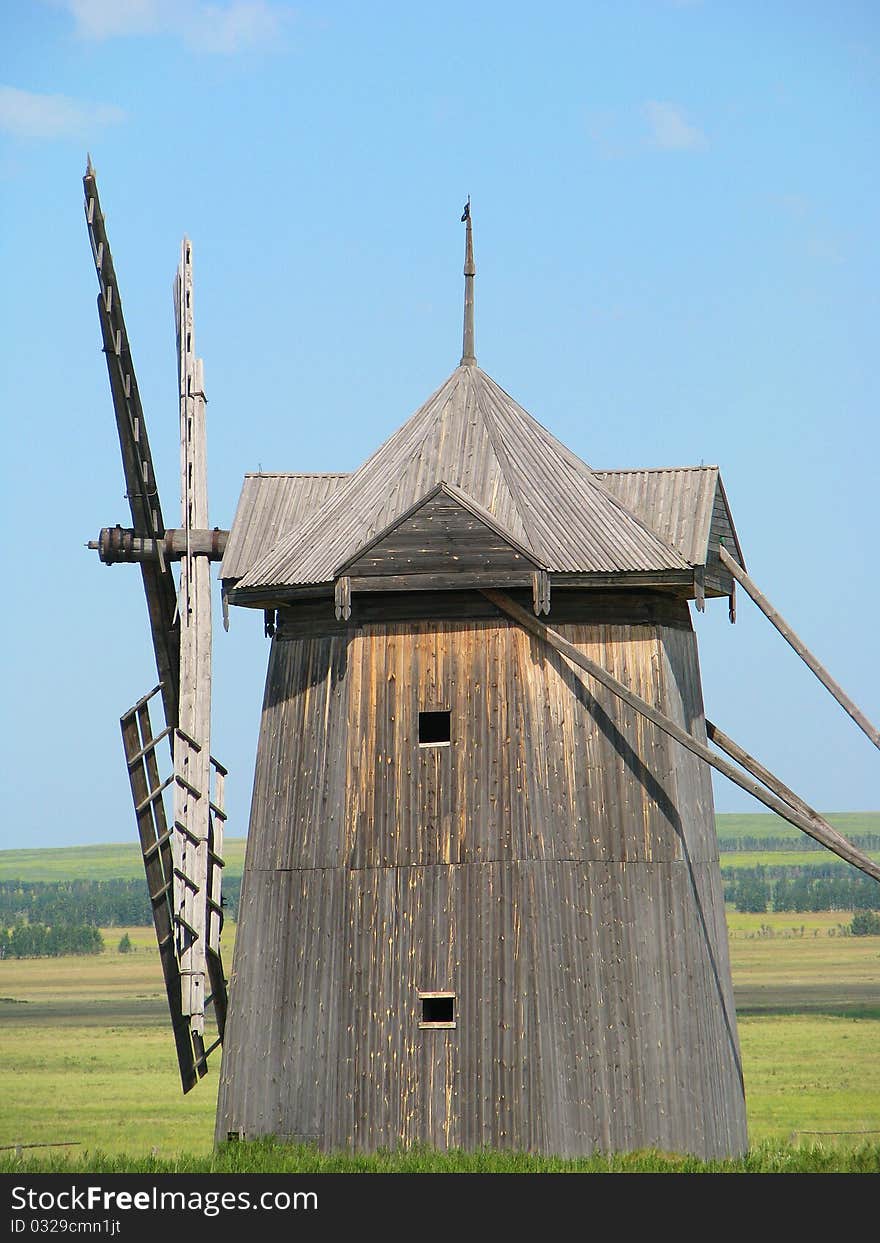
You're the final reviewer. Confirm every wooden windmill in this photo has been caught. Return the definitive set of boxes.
[85,166,879,1158]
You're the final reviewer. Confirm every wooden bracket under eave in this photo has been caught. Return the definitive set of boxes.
[532,570,551,616]
[335,576,352,621]
[694,566,705,613]
[729,581,736,624]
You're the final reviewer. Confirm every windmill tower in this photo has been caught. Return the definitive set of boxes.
[85,170,880,1158]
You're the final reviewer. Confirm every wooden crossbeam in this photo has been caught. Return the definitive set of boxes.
[483,589,880,884]
[125,725,174,768]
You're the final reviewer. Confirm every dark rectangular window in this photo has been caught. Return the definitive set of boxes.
[419,991,456,1029]
[419,711,451,746]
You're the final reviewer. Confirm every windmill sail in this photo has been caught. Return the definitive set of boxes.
[84,163,227,1092]
[172,239,226,1045]
[84,160,180,729]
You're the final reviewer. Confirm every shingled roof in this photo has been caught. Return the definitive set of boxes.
[595,466,745,570]
[220,472,349,582]
[232,364,691,596]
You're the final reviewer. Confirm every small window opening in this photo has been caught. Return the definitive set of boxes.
[419,991,456,1029]
[419,711,451,747]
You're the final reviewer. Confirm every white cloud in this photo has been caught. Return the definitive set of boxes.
[57,0,288,53]
[62,0,160,39]
[0,85,125,139]
[645,100,707,151]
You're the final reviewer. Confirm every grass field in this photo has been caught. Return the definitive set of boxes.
[2,828,879,1172]
[720,851,880,870]
[713,811,880,844]
[0,926,218,1158]
[0,839,249,883]
[2,913,879,1166]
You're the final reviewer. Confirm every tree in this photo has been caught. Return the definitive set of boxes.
[734,868,769,913]
[850,911,880,937]
[118,932,134,954]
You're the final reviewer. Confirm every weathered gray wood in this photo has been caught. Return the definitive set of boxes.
[206,754,227,1022]
[483,589,880,884]
[274,586,696,637]
[172,238,216,1038]
[336,482,543,579]
[217,608,747,1157]
[90,526,228,563]
[334,576,351,621]
[220,473,350,582]
[594,465,742,569]
[84,164,180,730]
[718,545,880,751]
[233,366,691,594]
[120,690,203,1091]
[350,570,536,593]
[460,198,475,366]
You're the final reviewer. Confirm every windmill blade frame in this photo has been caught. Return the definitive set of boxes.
[83,160,180,731]
[84,161,228,1092]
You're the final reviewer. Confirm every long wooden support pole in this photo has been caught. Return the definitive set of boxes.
[718,545,880,751]
[705,720,822,827]
[483,590,880,883]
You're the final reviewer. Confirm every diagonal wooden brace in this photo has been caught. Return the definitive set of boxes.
[482,589,880,884]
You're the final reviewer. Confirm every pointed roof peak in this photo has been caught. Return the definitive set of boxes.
[460,198,476,367]
[234,358,692,594]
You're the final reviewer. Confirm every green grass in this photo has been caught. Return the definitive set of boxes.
[0,839,248,882]
[714,811,880,844]
[738,1013,880,1145]
[1,914,879,1167]
[2,1138,879,1174]
[728,910,880,1016]
[2,827,879,1172]
[0,927,222,1157]
[720,850,880,870]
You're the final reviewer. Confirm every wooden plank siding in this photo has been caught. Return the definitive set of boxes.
[216,601,746,1157]
[337,486,543,580]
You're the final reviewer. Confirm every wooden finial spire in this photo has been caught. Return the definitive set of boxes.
[460,197,476,366]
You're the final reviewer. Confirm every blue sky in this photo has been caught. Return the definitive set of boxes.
[1,1,878,850]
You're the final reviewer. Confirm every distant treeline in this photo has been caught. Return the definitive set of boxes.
[0,923,103,958]
[3,866,878,923]
[0,877,242,929]
[719,833,880,854]
[724,864,880,913]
